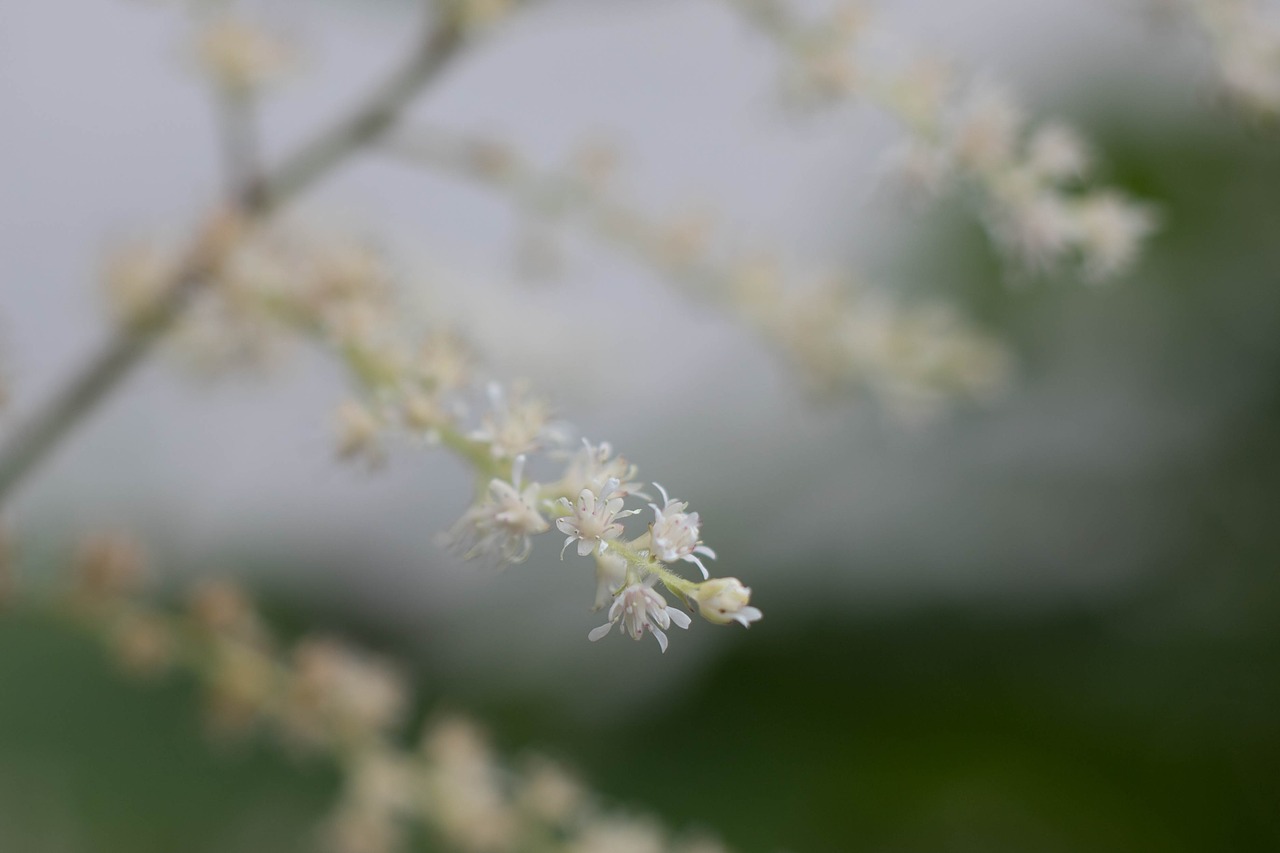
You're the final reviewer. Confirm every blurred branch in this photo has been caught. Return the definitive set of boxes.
[377,124,1011,408]
[0,5,470,509]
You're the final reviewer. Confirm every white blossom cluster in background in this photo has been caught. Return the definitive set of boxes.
[728,0,1159,282]
[103,222,762,653]
[62,535,728,853]
[383,129,1013,410]
[1158,0,1280,119]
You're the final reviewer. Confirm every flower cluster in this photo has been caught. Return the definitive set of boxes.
[1167,0,1280,119]
[441,435,762,652]
[383,128,1012,408]
[103,223,401,377]
[728,0,1158,282]
[101,220,760,653]
[56,533,731,853]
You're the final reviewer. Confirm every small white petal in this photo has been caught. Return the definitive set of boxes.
[588,622,614,642]
[667,607,692,630]
[652,627,669,653]
[684,554,710,579]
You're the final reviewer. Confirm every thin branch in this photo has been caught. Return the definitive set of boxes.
[246,16,465,213]
[0,6,468,509]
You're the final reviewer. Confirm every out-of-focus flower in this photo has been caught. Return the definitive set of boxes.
[421,717,517,852]
[287,637,408,743]
[555,439,647,501]
[109,610,175,676]
[469,382,563,460]
[518,757,586,825]
[195,16,294,95]
[571,816,667,853]
[1027,123,1091,182]
[1075,191,1159,282]
[336,400,386,467]
[71,534,147,604]
[448,455,549,564]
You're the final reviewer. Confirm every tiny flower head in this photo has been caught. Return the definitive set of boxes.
[416,331,472,392]
[109,611,175,677]
[195,16,294,95]
[400,390,459,444]
[448,456,549,564]
[555,479,638,558]
[71,533,147,604]
[1074,191,1157,282]
[1026,122,1090,183]
[691,577,762,628]
[469,381,564,460]
[335,400,385,467]
[588,578,691,653]
[951,83,1023,175]
[557,438,647,500]
[648,483,715,578]
[290,637,408,739]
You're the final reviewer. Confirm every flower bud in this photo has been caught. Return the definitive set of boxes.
[691,578,762,628]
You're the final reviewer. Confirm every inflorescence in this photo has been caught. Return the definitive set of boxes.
[59,533,729,853]
[729,0,1159,281]
[104,221,761,653]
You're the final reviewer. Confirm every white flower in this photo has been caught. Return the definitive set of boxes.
[195,16,293,95]
[570,816,666,853]
[555,479,637,558]
[400,390,454,442]
[647,483,715,578]
[517,757,585,825]
[588,579,691,653]
[557,439,648,500]
[421,717,516,853]
[950,83,1023,175]
[448,456,549,564]
[416,332,471,392]
[995,191,1078,272]
[690,578,762,628]
[883,141,952,198]
[1026,122,1090,183]
[1218,24,1280,116]
[336,400,385,467]
[1074,191,1157,282]
[290,637,408,738]
[468,382,564,460]
[103,242,174,327]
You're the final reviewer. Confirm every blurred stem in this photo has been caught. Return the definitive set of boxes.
[0,5,468,510]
